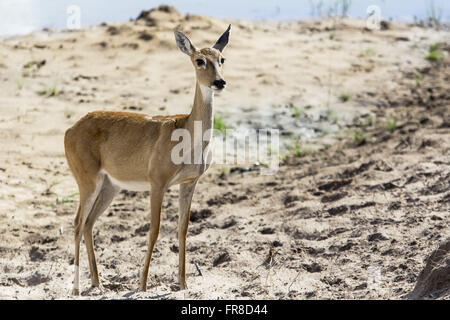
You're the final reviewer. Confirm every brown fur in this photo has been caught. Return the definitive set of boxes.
[64,26,230,294]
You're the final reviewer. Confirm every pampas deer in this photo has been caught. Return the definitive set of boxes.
[64,25,231,295]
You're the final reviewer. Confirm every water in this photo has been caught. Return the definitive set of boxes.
[0,0,448,37]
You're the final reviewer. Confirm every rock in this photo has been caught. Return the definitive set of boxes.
[27,272,50,286]
[134,223,149,235]
[29,246,45,262]
[190,209,213,222]
[406,239,450,299]
[259,227,275,235]
[367,233,388,242]
[213,251,231,267]
[380,20,391,30]
[303,262,323,273]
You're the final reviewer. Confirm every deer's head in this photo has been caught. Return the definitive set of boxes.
[174,25,231,92]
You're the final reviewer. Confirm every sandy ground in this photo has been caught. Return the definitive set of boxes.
[0,6,449,299]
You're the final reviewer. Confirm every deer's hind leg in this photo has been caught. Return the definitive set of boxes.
[72,173,103,295]
[178,179,198,290]
[83,174,119,288]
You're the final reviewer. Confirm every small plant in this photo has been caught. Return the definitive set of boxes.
[289,137,312,157]
[220,166,228,177]
[352,130,366,144]
[386,119,396,133]
[361,48,376,57]
[213,114,227,134]
[329,33,335,40]
[339,94,350,103]
[38,86,57,96]
[426,43,444,63]
[415,72,423,86]
[16,79,24,90]
[326,109,339,123]
[293,106,301,119]
[57,192,79,204]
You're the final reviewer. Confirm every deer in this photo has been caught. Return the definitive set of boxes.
[64,25,231,295]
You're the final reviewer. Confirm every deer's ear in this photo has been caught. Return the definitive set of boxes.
[174,30,196,56]
[213,24,231,52]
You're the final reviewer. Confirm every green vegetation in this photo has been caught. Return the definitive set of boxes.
[293,106,301,119]
[386,119,397,133]
[289,136,314,157]
[16,79,23,90]
[38,86,57,96]
[56,192,79,204]
[426,43,444,63]
[415,72,423,86]
[339,94,350,103]
[361,48,376,57]
[213,114,227,134]
[326,109,339,123]
[352,130,366,144]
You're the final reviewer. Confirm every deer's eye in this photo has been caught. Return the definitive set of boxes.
[196,59,206,67]
[220,58,225,65]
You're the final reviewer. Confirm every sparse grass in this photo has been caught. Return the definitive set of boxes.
[352,130,366,144]
[386,119,397,133]
[56,192,79,204]
[213,114,227,134]
[326,109,339,123]
[220,166,228,177]
[415,72,423,86]
[339,94,350,103]
[293,106,301,119]
[38,86,57,96]
[289,137,314,157]
[16,79,23,90]
[48,181,59,190]
[426,43,444,63]
[361,48,376,57]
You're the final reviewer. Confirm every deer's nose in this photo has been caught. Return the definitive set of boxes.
[213,79,226,89]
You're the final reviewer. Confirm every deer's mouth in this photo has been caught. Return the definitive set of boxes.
[212,79,226,91]
[211,85,226,92]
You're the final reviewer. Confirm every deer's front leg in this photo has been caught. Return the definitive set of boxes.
[178,179,198,289]
[140,184,165,292]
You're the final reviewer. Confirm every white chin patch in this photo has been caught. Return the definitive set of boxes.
[212,85,225,91]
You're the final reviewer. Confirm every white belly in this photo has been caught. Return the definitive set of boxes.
[101,170,150,192]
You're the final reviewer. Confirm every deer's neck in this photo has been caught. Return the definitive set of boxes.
[186,82,214,141]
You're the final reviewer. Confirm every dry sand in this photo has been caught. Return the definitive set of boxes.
[0,6,449,299]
